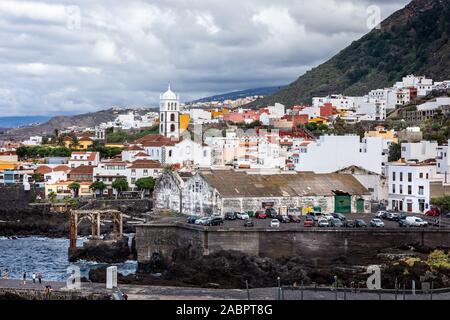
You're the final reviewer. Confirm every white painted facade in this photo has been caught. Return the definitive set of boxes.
[386,163,438,213]
[401,141,438,162]
[159,84,180,139]
[68,152,100,168]
[293,135,385,174]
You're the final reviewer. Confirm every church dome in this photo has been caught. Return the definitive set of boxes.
[161,83,178,100]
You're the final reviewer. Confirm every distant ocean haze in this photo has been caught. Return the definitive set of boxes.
[0,116,51,128]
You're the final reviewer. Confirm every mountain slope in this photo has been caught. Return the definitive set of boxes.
[248,0,450,108]
[190,86,286,103]
[0,108,155,140]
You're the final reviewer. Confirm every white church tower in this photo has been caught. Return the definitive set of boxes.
[159,83,180,139]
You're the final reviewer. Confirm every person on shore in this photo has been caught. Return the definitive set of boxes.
[22,272,27,284]
[32,273,36,284]
[38,272,42,284]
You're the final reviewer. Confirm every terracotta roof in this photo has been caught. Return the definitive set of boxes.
[70,152,98,161]
[69,165,95,175]
[126,145,145,151]
[79,137,93,142]
[0,151,16,156]
[135,134,176,147]
[129,160,162,169]
[198,171,369,198]
[35,166,52,175]
[52,165,71,173]
[134,152,149,157]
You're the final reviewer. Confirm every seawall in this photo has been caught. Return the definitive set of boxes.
[135,223,450,269]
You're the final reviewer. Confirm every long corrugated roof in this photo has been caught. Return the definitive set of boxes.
[198,171,369,198]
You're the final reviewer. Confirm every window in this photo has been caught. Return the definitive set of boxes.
[419,173,423,178]
[131,178,136,184]
[144,170,148,176]
[399,185,403,194]
[392,184,396,193]
[160,124,164,133]
[418,186,424,195]
[408,185,412,195]
[131,169,136,176]
[426,173,429,179]
[160,113,164,122]
[168,150,172,157]
[408,173,412,182]
[170,113,175,122]
[399,172,403,182]
[392,172,396,181]
[170,124,175,132]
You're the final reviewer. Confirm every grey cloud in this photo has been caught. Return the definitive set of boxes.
[0,0,409,116]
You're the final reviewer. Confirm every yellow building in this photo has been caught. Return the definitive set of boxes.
[105,143,125,149]
[308,117,329,125]
[364,129,398,144]
[179,114,190,133]
[0,160,17,171]
[63,136,94,150]
[45,181,93,199]
[210,108,229,119]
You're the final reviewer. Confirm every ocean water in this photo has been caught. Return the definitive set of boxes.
[0,236,137,281]
[0,116,51,128]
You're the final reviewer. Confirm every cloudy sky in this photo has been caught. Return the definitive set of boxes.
[0,0,410,116]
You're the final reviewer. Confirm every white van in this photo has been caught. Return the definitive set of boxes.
[405,216,428,227]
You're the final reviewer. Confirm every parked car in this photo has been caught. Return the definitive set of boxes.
[370,218,384,228]
[318,218,330,227]
[376,211,388,219]
[276,215,290,223]
[405,216,428,227]
[446,212,450,219]
[225,212,236,220]
[398,219,408,227]
[310,213,322,222]
[288,215,301,223]
[355,219,368,228]
[195,217,210,225]
[425,207,441,217]
[186,216,197,224]
[304,217,315,227]
[322,213,334,221]
[386,212,400,221]
[208,216,224,226]
[265,208,278,218]
[344,220,355,228]
[330,218,343,227]
[270,219,280,228]
[332,213,346,221]
[255,211,267,219]
[244,219,254,227]
[236,212,250,220]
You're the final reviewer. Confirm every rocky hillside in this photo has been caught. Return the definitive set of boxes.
[0,107,155,140]
[248,0,450,107]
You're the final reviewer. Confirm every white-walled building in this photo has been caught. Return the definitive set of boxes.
[437,139,450,178]
[159,84,180,139]
[68,152,100,168]
[386,161,438,213]
[401,141,438,162]
[417,97,450,111]
[22,136,43,146]
[312,95,356,110]
[293,135,385,174]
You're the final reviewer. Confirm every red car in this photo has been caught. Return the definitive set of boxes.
[425,207,440,217]
[303,217,315,227]
[255,211,267,219]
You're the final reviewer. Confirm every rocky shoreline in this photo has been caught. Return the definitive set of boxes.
[88,245,450,290]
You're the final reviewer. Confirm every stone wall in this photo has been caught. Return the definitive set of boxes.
[79,198,152,214]
[0,185,37,212]
[0,288,112,300]
[136,223,450,269]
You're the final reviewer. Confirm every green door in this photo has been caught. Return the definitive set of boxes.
[335,195,351,213]
[356,198,365,213]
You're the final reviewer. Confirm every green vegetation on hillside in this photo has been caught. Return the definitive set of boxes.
[249,0,450,107]
[106,125,159,143]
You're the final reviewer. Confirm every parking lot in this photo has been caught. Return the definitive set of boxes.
[188,213,450,230]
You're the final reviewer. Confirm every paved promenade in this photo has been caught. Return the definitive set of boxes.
[2,279,450,300]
